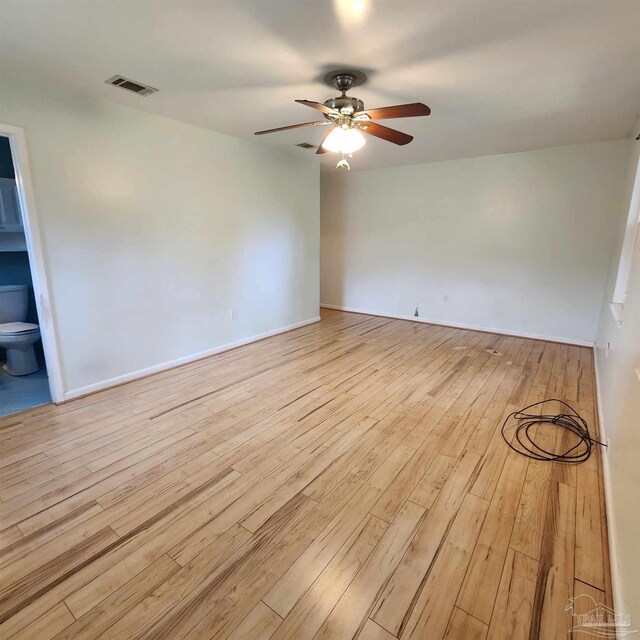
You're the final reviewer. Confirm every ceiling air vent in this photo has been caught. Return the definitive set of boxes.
[296,142,315,149]
[105,75,158,97]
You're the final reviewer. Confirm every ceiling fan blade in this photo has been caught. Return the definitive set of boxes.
[295,99,338,116]
[357,121,413,145]
[353,103,431,120]
[316,125,335,154]
[254,121,328,135]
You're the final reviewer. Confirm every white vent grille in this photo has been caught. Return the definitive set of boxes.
[105,75,158,97]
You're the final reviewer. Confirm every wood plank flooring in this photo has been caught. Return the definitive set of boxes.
[0,309,612,639]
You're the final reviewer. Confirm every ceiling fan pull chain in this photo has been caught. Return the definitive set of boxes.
[336,152,351,171]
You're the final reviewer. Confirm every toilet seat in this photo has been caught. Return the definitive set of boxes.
[0,322,39,336]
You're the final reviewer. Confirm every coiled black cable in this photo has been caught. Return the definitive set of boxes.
[501,399,607,463]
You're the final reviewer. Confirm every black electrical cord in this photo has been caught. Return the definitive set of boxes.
[501,399,607,463]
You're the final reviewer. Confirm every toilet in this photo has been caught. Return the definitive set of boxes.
[0,284,41,376]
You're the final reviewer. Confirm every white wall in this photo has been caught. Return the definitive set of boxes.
[0,73,319,397]
[594,122,640,626]
[321,141,629,344]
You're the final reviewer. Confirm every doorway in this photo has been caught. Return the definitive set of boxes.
[0,124,63,414]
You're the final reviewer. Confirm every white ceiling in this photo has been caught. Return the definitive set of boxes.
[1,0,639,171]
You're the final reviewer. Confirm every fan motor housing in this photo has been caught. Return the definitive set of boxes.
[323,95,364,115]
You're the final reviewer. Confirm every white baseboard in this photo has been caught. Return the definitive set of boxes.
[62,316,321,402]
[593,347,623,617]
[320,304,594,347]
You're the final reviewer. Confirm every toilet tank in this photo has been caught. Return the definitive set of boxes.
[0,285,29,323]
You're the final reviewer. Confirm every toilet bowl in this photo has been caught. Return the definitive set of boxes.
[0,285,41,376]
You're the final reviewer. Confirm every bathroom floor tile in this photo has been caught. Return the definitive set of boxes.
[0,358,51,417]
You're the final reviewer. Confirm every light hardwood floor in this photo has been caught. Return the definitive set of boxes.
[0,309,611,639]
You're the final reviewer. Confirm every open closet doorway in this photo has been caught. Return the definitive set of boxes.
[0,124,63,415]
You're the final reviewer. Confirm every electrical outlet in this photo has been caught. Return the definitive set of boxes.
[230,309,237,320]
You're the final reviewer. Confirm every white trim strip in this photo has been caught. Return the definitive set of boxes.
[62,316,321,402]
[593,347,623,619]
[320,304,594,347]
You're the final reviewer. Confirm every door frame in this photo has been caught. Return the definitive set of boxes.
[1,123,64,403]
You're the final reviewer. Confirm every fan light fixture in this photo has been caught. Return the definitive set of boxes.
[322,125,365,154]
[254,69,431,170]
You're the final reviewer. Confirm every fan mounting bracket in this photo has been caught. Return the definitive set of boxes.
[323,69,368,94]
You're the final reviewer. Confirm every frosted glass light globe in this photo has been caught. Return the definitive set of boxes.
[322,126,366,154]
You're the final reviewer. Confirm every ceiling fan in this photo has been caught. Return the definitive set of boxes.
[255,69,430,169]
